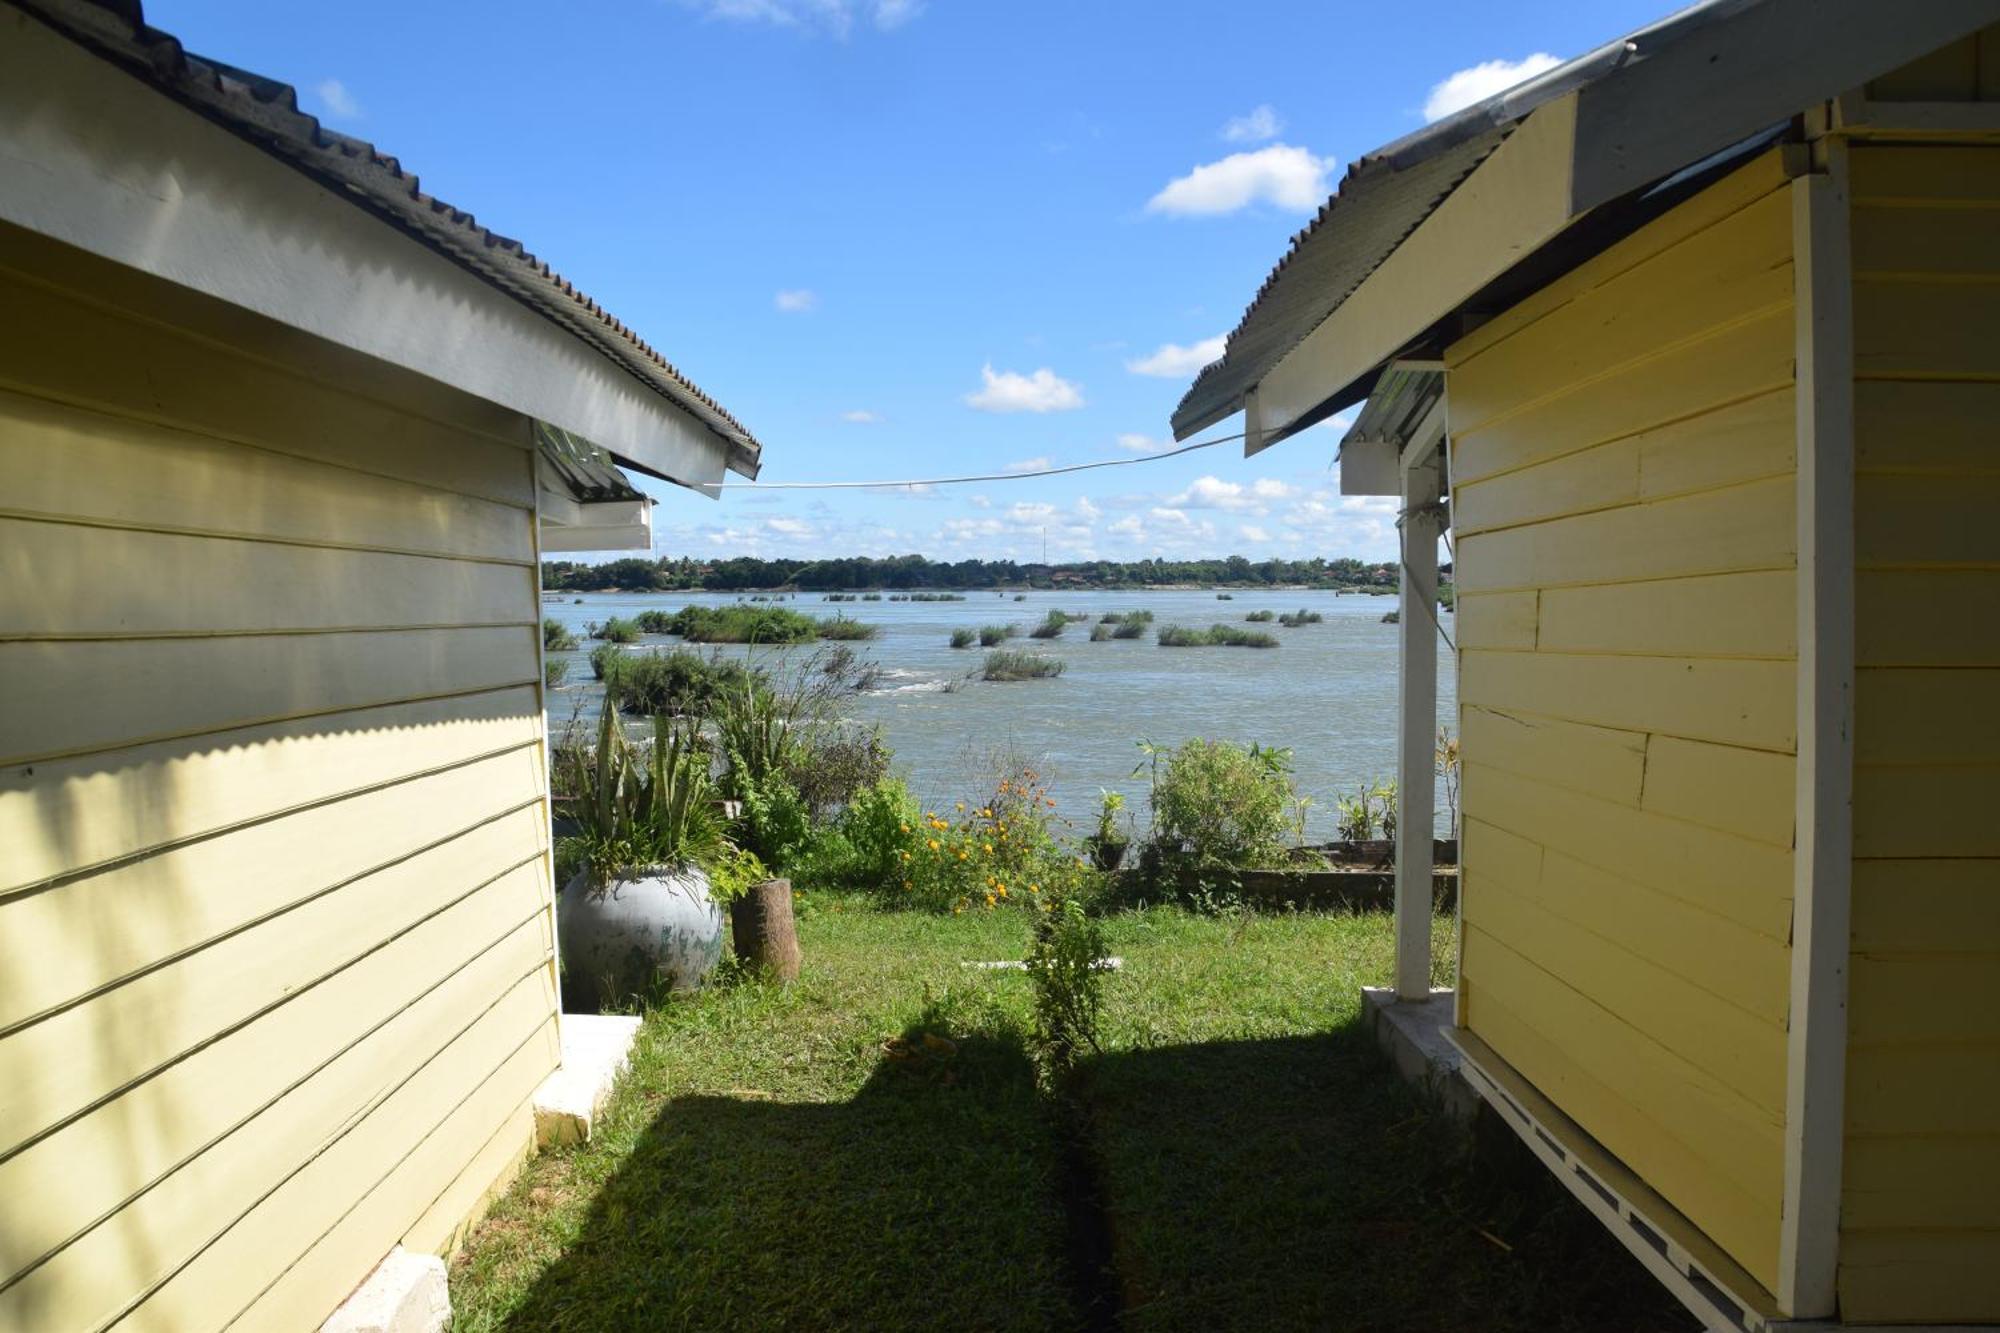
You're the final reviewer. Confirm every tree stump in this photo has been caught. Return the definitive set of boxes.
[730,877,802,982]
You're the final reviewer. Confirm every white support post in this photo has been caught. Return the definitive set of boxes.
[1395,446,1442,1001]
[1779,141,1855,1319]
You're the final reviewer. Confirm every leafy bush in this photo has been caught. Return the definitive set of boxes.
[831,777,922,889]
[1278,609,1324,627]
[1100,609,1154,625]
[544,658,570,689]
[543,618,579,651]
[1216,592,1233,600]
[1244,610,1275,622]
[1089,623,1112,642]
[977,625,1012,647]
[982,650,1064,681]
[1146,738,1301,869]
[1156,624,1279,648]
[909,592,967,602]
[634,609,678,634]
[602,649,754,717]
[816,615,881,641]
[1028,610,1066,640]
[1110,620,1148,640]
[949,628,976,649]
[589,643,626,680]
[594,616,641,644]
[1335,780,1398,842]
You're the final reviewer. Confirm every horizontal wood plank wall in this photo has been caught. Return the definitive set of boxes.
[1447,150,1797,1291]
[1839,142,2000,1326]
[0,242,558,1332]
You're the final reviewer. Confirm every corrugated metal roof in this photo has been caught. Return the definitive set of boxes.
[1172,0,2000,441]
[11,0,762,479]
[537,423,647,505]
[1340,367,1443,451]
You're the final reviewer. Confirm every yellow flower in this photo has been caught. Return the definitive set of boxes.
[1029,883,1040,893]
[997,885,1008,897]
[927,839,940,851]
[900,822,910,833]
[984,894,996,907]
[956,801,966,812]
[980,807,993,819]
[956,849,968,861]
[900,851,911,862]
[953,905,964,915]
[983,842,994,854]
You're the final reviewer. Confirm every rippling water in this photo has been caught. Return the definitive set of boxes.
[542,588,1457,840]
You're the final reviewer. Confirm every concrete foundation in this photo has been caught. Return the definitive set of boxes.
[318,1246,449,1333]
[532,1012,642,1148]
[1360,986,1478,1122]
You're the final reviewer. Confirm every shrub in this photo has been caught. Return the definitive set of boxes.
[1156,624,1278,648]
[817,615,881,641]
[1146,738,1301,869]
[653,604,819,644]
[982,650,1065,681]
[1244,610,1275,622]
[1335,780,1398,843]
[593,616,641,644]
[861,593,883,601]
[949,627,977,649]
[1027,892,1108,1078]
[909,592,967,602]
[897,765,1068,913]
[1013,593,1028,602]
[1216,592,1233,600]
[834,777,923,889]
[543,618,579,651]
[1089,623,1111,642]
[1110,620,1148,640]
[634,609,677,634]
[1278,609,1324,627]
[1029,611,1066,640]
[977,625,1011,647]
[554,699,722,885]
[602,649,754,717]
[544,658,570,689]
[589,643,626,680]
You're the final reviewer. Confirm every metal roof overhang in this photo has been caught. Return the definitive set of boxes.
[537,423,656,553]
[1172,0,2000,451]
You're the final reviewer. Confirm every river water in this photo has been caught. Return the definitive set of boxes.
[542,588,1458,841]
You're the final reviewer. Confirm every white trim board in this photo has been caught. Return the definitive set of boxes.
[0,10,730,494]
[1445,1027,1782,1333]
[1776,142,1855,1321]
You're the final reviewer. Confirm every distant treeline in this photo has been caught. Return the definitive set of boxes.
[542,553,1413,593]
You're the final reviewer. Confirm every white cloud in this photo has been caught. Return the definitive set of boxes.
[964,364,1084,414]
[1126,334,1227,379]
[689,0,920,35]
[1003,457,1053,474]
[774,288,818,313]
[1008,502,1058,523]
[316,79,361,119]
[1423,53,1563,122]
[1146,144,1333,217]
[1167,475,1295,513]
[1239,524,1271,543]
[968,494,992,509]
[1221,104,1283,143]
[1116,433,1166,453]
[765,516,814,536]
[840,409,881,423]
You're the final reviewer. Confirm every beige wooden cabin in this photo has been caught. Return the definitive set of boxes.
[0,2,760,1328]
[1176,3,2000,1328]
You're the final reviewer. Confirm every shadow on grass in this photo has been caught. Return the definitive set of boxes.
[480,1005,1072,1332]
[473,1006,1696,1333]
[1084,1019,1699,1333]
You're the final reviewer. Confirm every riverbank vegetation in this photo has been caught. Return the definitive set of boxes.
[982,650,1066,682]
[542,553,1405,594]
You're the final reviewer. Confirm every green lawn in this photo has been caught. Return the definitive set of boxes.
[449,900,1694,1332]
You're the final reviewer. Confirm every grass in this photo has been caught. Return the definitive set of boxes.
[949,627,977,648]
[451,904,1690,1333]
[982,649,1066,680]
[1278,609,1324,627]
[1156,623,1280,648]
[543,618,579,652]
[1090,623,1112,642]
[1244,609,1275,623]
[816,615,881,641]
[977,624,1016,647]
[1029,610,1068,639]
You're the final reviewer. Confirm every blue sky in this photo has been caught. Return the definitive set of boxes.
[153,0,1667,564]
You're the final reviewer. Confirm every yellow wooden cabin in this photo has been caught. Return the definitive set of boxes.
[1176,3,2000,1328]
[0,2,760,1329]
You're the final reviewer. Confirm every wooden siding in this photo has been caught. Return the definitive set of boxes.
[0,234,557,1332]
[1447,150,1797,1290]
[1839,142,2000,1325]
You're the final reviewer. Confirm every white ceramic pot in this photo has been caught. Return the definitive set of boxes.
[557,864,722,1011]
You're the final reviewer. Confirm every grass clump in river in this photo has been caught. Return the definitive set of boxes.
[1157,623,1280,648]
[1244,610,1275,623]
[949,627,977,649]
[982,650,1065,681]
[543,618,579,651]
[1028,610,1074,640]
[592,616,642,644]
[977,624,1018,647]
[1278,609,1324,627]
[816,615,881,641]
[600,649,755,717]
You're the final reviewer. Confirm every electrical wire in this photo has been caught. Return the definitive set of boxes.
[690,430,1247,491]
